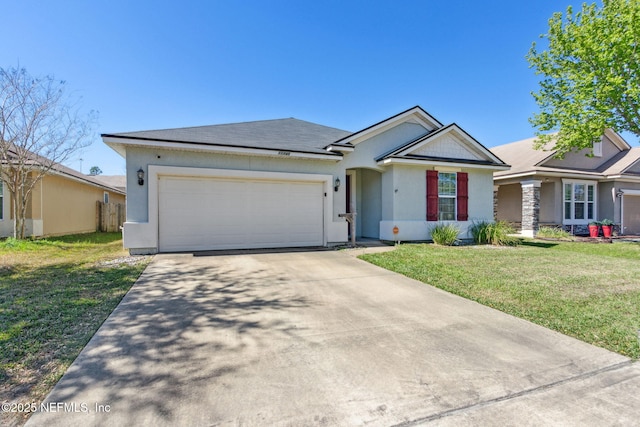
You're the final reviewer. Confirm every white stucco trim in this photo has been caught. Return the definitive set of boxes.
[103,136,342,161]
[520,180,542,188]
[619,189,640,196]
[326,145,355,153]
[122,165,339,252]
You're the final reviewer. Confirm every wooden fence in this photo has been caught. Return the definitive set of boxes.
[96,201,126,232]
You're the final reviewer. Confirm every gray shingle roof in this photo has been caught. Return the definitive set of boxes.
[103,118,352,155]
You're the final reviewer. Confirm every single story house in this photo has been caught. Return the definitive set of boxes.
[0,162,126,237]
[102,106,509,254]
[492,129,640,236]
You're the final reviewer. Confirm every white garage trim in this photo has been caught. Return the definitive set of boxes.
[138,165,334,252]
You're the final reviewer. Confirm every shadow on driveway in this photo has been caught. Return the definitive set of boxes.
[27,250,640,426]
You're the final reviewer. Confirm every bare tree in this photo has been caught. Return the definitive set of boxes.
[0,66,96,239]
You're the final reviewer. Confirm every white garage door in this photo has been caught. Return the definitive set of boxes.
[158,176,324,252]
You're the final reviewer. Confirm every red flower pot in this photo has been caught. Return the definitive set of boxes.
[588,224,600,238]
[602,225,613,238]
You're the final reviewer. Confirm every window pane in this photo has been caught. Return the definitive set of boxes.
[565,202,571,220]
[587,203,594,219]
[574,184,585,202]
[438,173,456,196]
[575,202,585,219]
[439,197,455,221]
[564,184,571,201]
[587,185,594,202]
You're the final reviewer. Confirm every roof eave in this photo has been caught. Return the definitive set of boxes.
[494,169,604,181]
[377,157,510,171]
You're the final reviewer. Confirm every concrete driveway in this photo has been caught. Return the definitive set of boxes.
[28,249,640,426]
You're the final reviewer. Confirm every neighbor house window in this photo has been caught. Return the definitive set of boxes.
[592,139,603,157]
[426,170,468,222]
[563,181,596,223]
[103,192,109,204]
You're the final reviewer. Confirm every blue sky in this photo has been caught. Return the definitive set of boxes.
[2,1,577,175]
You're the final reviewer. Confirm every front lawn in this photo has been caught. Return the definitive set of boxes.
[360,240,640,359]
[0,233,151,427]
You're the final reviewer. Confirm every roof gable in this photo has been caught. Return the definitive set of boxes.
[492,129,639,180]
[377,124,507,167]
[332,106,442,146]
[541,130,627,170]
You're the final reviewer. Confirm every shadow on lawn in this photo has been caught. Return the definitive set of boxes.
[520,240,559,249]
[28,256,310,425]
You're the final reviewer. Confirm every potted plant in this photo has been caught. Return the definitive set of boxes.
[588,221,600,238]
[601,219,614,238]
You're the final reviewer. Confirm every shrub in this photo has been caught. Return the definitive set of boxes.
[430,223,460,246]
[470,221,520,246]
[536,226,574,240]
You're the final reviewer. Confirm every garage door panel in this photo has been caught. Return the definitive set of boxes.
[159,176,324,251]
[623,195,640,235]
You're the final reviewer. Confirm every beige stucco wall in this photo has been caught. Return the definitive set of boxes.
[40,174,125,236]
[540,181,560,224]
[496,183,522,223]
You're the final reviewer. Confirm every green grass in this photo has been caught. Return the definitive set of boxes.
[360,240,640,359]
[0,233,151,426]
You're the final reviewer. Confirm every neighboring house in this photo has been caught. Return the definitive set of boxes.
[93,175,126,192]
[102,106,509,254]
[0,162,126,238]
[492,129,640,236]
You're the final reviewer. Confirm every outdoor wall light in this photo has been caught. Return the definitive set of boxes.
[137,168,145,186]
[334,177,341,192]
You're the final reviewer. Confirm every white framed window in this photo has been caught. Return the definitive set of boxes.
[592,138,603,157]
[563,180,597,224]
[103,192,109,204]
[438,172,456,221]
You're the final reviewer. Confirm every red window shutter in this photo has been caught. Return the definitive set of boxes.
[426,170,438,221]
[457,172,469,221]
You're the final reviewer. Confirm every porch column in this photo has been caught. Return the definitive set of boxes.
[521,180,541,237]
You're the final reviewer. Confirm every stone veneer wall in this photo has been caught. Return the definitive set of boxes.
[521,184,540,235]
